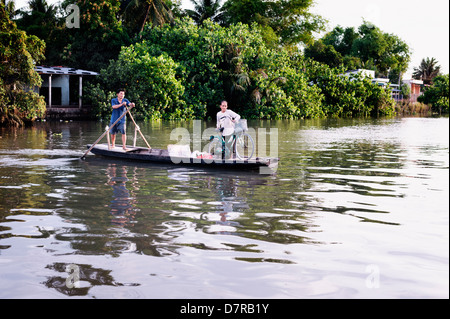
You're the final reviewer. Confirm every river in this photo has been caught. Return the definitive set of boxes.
[0,117,448,299]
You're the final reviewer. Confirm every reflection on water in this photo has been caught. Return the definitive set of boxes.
[107,165,137,228]
[0,117,448,298]
[43,262,139,297]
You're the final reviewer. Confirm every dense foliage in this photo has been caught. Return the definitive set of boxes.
[0,3,46,126]
[418,74,449,113]
[4,0,446,127]
[220,0,326,48]
[87,18,396,121]
[305,23,411,84]
[59,0,131,72]
[304,61,396,117]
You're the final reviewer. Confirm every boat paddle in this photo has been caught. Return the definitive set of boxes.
[125,105,151,149]
[80,105,134,160]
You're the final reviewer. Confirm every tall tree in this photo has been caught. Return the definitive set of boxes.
[306,21,411,83]
[60,0,130,71]
[185,0,222,25]
[220,0,326,47]
[1,3,46,126]
[413,57,441,85]
[304,40,344,68]
[14,0,66,66]
[322,26,358,57]
[122,0,174,34]
[351,22,410,80]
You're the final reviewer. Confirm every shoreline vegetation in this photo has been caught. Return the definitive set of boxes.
[1,1,448,127]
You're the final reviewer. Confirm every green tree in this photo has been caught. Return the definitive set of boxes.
[379,32,410,82]
[14,0,67,66]
[304,60,395,117]
[60,0,130,71]
[0,3,46,126]
[220,0,265,25]
[322,26,358,57]
[185,0,222,25]
[87,18,396,120]
[413,57,441,85]
[88,18,323,120]
[351,22,410,81]
[87,47,186,120]
[307,22,410,83]
[418,74,449,113]
[304,40,344,68]
[351,22,387,71]
[220,0,326,47]
[165,0,184,19]
[15,0,59,40]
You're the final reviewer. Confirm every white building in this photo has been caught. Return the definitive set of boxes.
[343,69,375,79]
[35,66,99,108]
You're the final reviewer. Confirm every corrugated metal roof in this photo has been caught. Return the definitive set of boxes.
[35,66,99,76]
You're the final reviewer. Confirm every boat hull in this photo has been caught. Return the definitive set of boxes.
[86,144,278,171]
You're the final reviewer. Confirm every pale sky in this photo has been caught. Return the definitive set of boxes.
[13,0,450,78]
[309,0,450,77]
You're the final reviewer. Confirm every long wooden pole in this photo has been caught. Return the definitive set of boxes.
[125,106,151,149]
[80,105,134,159]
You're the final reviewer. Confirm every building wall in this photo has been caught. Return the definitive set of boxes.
[411,83,421,96]
[40,75,70,106]
[402,79,424,103]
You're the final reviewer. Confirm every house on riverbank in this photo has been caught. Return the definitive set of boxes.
[343,69,423,103]
[402,79,424,103]
[35,66,99,120]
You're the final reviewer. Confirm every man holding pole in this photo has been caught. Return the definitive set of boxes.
[110,89,135,150]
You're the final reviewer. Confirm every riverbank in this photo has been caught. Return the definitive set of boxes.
[34,100,440,122]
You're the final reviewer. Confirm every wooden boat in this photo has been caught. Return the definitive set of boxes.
[86,143,278,171]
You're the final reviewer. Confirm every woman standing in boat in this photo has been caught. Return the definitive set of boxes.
[216,100,240,135]
[110,89,135,151]
[216,100,241,159]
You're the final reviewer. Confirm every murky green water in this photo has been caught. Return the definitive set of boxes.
[0,117,448,298]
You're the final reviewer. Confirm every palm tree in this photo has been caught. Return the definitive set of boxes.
[122,0,174,34]
[1,0,13,15]
[14,0,59,55]
[185,0,222,25]
[28,0,53,13]
[413,57,441,85]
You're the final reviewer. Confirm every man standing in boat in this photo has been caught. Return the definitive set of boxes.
[110,89,135,151]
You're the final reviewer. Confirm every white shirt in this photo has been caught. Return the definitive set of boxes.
[216,109,241,129]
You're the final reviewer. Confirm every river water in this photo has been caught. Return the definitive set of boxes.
[0,117,448,299]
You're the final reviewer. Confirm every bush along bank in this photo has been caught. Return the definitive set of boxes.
[85,18,396,121]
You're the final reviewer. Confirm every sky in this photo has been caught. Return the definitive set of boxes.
[12,0,449,78]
